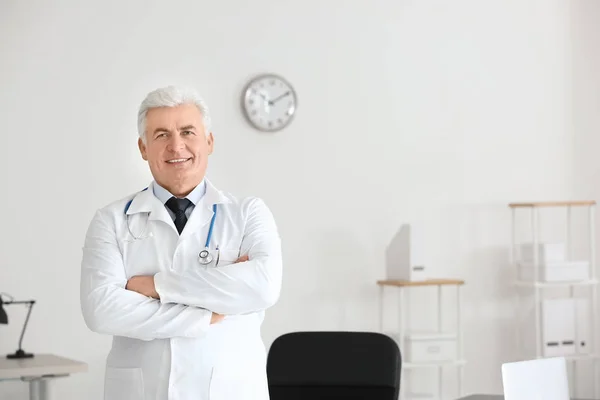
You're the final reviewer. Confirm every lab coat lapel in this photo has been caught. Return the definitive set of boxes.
[181,179,231,240]
[126,185,176,231]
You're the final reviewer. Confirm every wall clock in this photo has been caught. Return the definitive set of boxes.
[242,74,297,132]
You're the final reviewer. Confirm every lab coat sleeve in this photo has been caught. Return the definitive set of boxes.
[154,197,282,315]
[80,208,213,341]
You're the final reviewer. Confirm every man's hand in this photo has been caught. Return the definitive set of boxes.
[211,313,224,324]
[235,254,249,263]
[126,276,159,299]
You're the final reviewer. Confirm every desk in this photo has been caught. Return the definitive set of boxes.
[0,354,87,400]
[457,395,598,400]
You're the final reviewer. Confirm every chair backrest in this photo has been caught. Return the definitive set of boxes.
[501,357,570,400]
[266,331,401,400]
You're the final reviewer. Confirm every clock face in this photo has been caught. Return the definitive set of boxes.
[242,74,297,132]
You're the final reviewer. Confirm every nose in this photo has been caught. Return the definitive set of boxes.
[167,134,185,152]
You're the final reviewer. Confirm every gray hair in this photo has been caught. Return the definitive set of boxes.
[137,85,212,142]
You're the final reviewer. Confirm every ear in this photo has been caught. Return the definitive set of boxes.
[138,137,148,161]
[207,132,214,155]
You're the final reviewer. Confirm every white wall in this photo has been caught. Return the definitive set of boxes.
[0,0,588,398]
[571,1,600,393]
[573,1,600,201]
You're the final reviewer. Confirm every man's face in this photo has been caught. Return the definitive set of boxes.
[138,103,214,197]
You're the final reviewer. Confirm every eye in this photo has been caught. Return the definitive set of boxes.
[182,130,195,136]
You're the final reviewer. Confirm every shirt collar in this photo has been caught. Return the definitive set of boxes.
[152,179,207,206]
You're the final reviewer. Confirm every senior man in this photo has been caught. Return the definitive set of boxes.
[80,85,282,400]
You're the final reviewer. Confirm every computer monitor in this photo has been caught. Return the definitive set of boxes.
[501,357,569,400]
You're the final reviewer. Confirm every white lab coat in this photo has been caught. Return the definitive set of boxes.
[80,179,282,400]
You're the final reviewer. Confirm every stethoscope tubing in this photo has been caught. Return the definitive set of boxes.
[125,194,219,266]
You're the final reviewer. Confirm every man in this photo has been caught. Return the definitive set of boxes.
[80,85,283,400]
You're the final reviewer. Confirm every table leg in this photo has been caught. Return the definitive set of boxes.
[29,378,50,400]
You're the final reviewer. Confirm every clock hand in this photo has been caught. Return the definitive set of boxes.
[270,91,291,104]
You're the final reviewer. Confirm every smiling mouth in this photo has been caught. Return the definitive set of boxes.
[166,158,192,164]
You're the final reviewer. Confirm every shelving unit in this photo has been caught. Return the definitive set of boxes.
[377,278,465,400]
[509,200,599,398]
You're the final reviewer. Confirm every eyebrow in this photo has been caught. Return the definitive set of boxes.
[152,125,197,136]
[153,127,170,135]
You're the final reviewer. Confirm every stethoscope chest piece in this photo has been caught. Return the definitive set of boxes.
[198,248,214,265]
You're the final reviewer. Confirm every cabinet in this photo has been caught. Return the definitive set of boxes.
[377,279,465,400]
[509,200,599,398]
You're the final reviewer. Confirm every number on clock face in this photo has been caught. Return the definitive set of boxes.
[242,74,297,132]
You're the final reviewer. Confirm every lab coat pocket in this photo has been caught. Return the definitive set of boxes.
[104,367,145,400]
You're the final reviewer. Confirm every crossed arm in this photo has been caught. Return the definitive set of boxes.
[80,198,282,341]
[127,198,283,316]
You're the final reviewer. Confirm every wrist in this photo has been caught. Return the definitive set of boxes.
[151,276,159,299]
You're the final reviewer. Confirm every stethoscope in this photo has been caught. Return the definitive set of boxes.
[198,204,218,265]
[124,189,219,266]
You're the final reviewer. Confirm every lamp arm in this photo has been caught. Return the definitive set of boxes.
[4,300,35,352]
[17,301,34,352]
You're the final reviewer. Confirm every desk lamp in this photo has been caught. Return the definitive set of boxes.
[0,293,36,359]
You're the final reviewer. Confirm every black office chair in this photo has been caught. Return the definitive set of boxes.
[266,331,402,400]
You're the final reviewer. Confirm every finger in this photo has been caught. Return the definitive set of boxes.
[235,255,249,263]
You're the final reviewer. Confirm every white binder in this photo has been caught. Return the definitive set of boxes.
[385,223,427,281]
[541,299,576,357]
[575,298,591,355]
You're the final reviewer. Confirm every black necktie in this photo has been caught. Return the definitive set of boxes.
[165,197,192,234]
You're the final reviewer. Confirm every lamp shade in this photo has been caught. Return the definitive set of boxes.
[0,297,7,324]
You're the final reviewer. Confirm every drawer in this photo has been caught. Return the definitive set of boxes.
[405,334,456,363]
